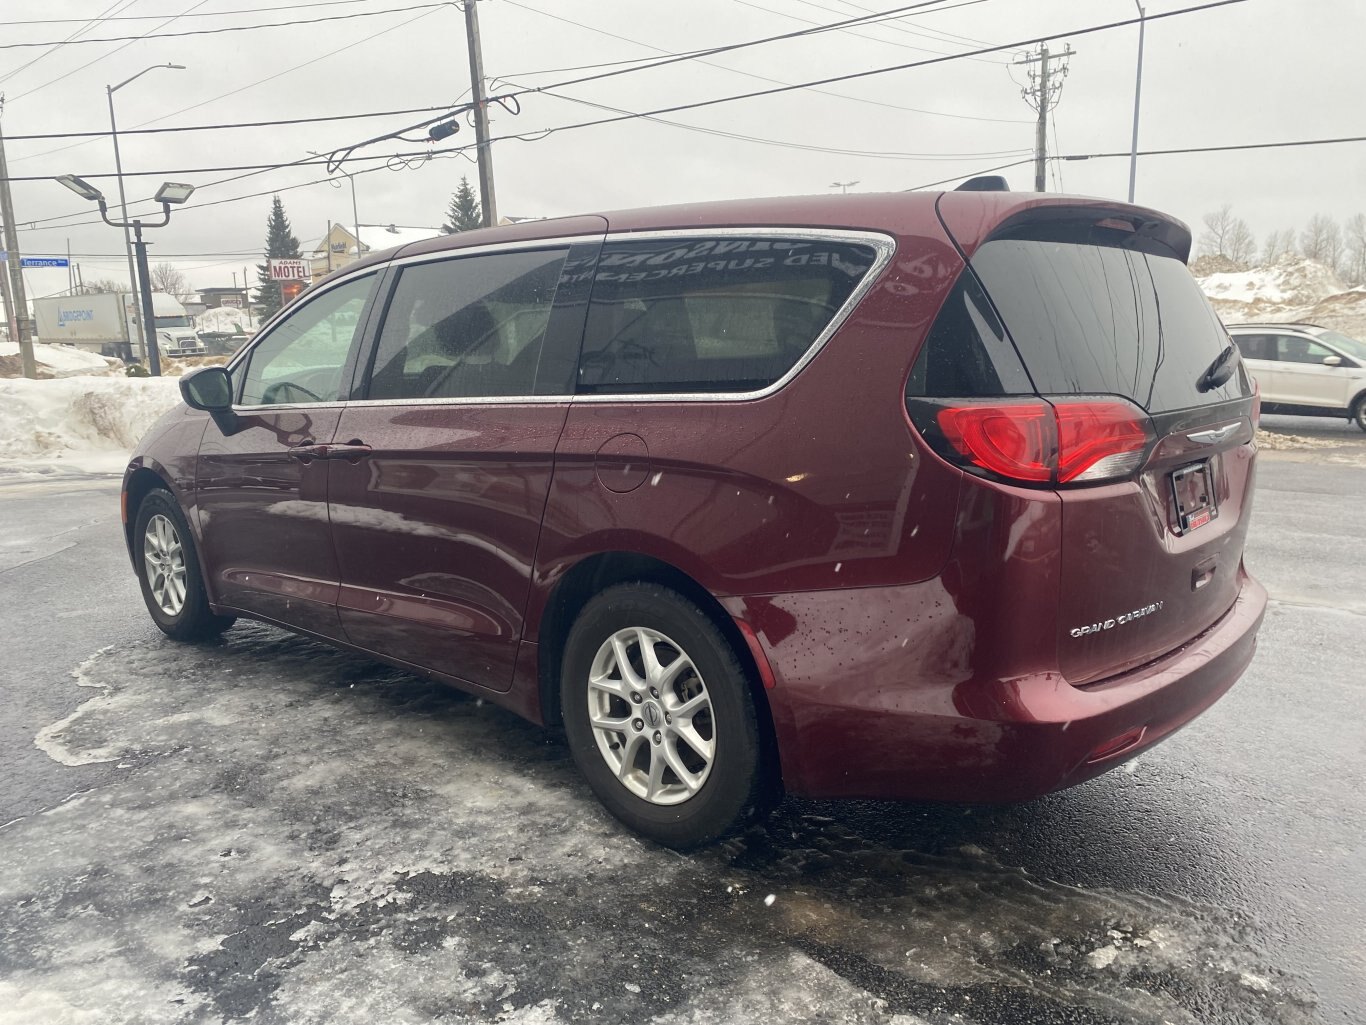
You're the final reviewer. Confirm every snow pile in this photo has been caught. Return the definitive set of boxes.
[195,306,259,336]
[0,375,182,475]
[1198,256,1346,308]
[0,340,121,379]
[1198,255,1366,338]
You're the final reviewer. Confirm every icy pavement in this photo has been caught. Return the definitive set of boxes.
[0,624,1316,1025]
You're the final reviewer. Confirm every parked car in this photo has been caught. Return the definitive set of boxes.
[121,189,1266,848]
[1227,323,1366,431]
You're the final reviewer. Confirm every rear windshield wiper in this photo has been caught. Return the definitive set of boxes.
[1198,343,1238,392]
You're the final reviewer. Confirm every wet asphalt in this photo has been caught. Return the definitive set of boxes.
[0,421,1361,1025]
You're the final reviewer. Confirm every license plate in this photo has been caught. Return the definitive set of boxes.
[1171,462,1216,533]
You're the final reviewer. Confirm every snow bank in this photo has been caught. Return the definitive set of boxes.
[0,375,182,475]
[1199,256,1366,338]
[195,306,259,335]
[0,340,120,378]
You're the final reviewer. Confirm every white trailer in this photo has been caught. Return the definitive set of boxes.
[33,292,205,360]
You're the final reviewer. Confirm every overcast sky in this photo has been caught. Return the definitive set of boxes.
[3,0,1363,300]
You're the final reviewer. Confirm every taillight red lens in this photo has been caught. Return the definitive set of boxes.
[1055,401,1152,483]
[929,398,1153,486]
[936,402,1054,482]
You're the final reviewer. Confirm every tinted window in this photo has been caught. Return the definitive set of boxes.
[368,248,568,400]
[906,271,1031,398]
[970,240,1249,412]
[240,273,374,406]
[1232,334,1275,360]
[1276,335,1334,365]
[578,236,877,394]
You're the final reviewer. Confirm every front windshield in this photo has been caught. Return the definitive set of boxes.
[1315,329,1366,361]
[155,315,193,329]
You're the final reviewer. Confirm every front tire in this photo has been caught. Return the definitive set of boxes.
[560,584,765,849]
[134,489,235,641]
[1352,396,1366,432]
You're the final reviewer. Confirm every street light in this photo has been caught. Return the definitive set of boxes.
[308,150,362,265]
[830,181,860,194]
[57,174,196,377]
[109,63,185,361]
[1127,2,1145,203]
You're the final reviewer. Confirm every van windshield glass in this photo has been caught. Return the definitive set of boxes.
[155,315,192,329]
[971,239,1250,412]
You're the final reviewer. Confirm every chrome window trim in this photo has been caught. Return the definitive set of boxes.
[231,226,895,410]
[569,226,895,404]
[386,232,601,271]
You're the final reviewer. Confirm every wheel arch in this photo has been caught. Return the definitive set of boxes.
[535,550,782,787]
[122,464,176,565]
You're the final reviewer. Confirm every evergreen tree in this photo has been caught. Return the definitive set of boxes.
[253,195,303,317]
[442,176,482,233]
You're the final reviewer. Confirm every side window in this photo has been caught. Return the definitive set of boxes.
[578,236,878,394]
[1276,335,1333,365]
[239,273,375,406]
[367,248,568,400]
[1232,334,1274,361]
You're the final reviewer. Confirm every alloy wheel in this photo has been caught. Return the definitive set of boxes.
[143,513,187,616]
[586,627,716,806]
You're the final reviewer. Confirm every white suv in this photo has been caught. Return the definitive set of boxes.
[1228,323,1366,432]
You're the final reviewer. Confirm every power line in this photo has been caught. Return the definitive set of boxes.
[13,0,1260,232]
[5,0,406,25]
[7,3,448,160]
[498,0,1029,125]
[518,84,1032,161]
[0,0,138,86]
[0,2,452,49]
[1,104,466,143]
[5,0,211,102]
[1062,135,1366,160]
[736,0,1009,64]
[489,1,1250,148]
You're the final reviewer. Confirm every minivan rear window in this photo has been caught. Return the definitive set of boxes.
[578,236,877,394]
[967,239,1248,412]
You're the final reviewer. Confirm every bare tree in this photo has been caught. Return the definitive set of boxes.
[77,277,127,294]
[149,262,193,301]
[1226,219,1257,267]
[1198,204,1255,267]
[1262,229,1296,263]
[1343,213,1366,286]
[1199,205,1236,260]
[1299,214,1342,269]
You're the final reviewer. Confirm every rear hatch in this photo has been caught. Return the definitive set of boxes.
[912,200,1257,685]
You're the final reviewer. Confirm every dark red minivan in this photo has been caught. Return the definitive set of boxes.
[123,188,1266,848]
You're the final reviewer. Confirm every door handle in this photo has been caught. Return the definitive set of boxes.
[287,442,372,461]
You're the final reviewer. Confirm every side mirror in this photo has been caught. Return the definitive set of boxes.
[1322,355,1343,367]
[180,365,233,410]
[180,366,242,436]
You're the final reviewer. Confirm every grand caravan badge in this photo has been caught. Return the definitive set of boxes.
[1069,601,1165,638]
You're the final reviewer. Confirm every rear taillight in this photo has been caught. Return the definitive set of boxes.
[909,397,1154,487]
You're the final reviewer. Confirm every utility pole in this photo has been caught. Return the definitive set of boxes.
[0,99,38,379]
[463,0,499,228]
[1127,2,1146,203]
[1015,42,1074,193]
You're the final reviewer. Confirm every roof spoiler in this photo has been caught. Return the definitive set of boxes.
[955,175,1010,192]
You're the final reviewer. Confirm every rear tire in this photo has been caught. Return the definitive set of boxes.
[1352,396,1366,432]
[560,583,766,849]
[134,489,235,642]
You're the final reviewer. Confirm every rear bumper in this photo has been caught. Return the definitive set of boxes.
[726,571,1267,802]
